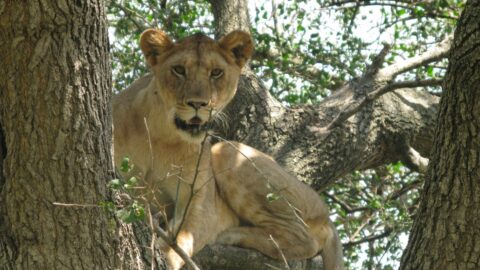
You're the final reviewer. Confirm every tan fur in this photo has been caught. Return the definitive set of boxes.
[113,29,344,270]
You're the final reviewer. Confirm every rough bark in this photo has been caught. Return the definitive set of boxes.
[399,1,480,269]
[194,245,323,270]
[209,0,251,36]
[0,1,116,269]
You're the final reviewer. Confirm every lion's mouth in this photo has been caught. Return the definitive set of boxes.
[174,116,210,136]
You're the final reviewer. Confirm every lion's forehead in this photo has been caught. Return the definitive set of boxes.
[165,47,230,70]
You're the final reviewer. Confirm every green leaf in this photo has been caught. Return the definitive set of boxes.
[414,7,425,17]
[128,176,138,186]
[370,199,382,210]
[116,202,145,223]
[120,156,131,173]
[426,66,434,77]
[108,179,122,190]
[266,192,280,202]
[132,202,145,220]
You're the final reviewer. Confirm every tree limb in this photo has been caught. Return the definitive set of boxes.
[312,35,449,133]
[192,244,324,270]
[343,228,393,249]
[379,35,453,79]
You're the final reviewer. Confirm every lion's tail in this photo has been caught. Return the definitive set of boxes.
[320,220,345,270]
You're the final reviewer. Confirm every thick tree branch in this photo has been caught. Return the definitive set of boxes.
[192,244,323,270]
[316,78,442,133]
[312,36,449,134]
[366,43,392,75]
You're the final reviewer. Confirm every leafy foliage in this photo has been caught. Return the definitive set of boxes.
[106,156,146,224]
[326,163,421,269]
[106,0,465,268]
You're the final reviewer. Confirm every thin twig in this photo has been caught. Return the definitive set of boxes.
[324,192,370,214]
[174,132,209,239]
[153,223,201,270]
[344,228,393,248]
[146,203,156,270]
[174,110,214,239]
[144,117,154,168]
[269,234,290,270]
[52,202,100,208]
[349,213,373,242]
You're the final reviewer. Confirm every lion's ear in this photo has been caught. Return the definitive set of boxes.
[140,29,173,66]
[218,30,254,68]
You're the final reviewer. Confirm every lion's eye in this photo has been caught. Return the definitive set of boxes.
[172,65,186,77]
[210,69,223,79]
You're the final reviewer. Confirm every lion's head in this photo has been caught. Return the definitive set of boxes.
[139,29,254,142]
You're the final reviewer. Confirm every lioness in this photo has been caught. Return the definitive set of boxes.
[113,29,344,270]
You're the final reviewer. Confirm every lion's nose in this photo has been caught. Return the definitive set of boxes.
[187,100,209,110]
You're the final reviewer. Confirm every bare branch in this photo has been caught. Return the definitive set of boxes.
[268,235,290,270]
[366,43,392,75]
[379,35,453,79]
[344,228,393,249]
[400,146,430,174]
[385,79,443,91]
[146,204,156,270]
[311,37,447,133]
[388,180,422,201]
[324,193,370,214]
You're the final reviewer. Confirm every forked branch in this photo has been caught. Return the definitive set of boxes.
[315,36,451,133]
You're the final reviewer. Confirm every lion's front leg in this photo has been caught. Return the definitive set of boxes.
[161,191,205,270]
[162,183,239,270]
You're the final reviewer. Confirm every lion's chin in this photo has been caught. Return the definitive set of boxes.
[174,116,209,142]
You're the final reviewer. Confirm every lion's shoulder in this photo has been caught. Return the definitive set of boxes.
[113,73,154,106]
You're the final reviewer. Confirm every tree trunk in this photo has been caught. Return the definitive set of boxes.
[0,1,116,269]
[399,1,480,269]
